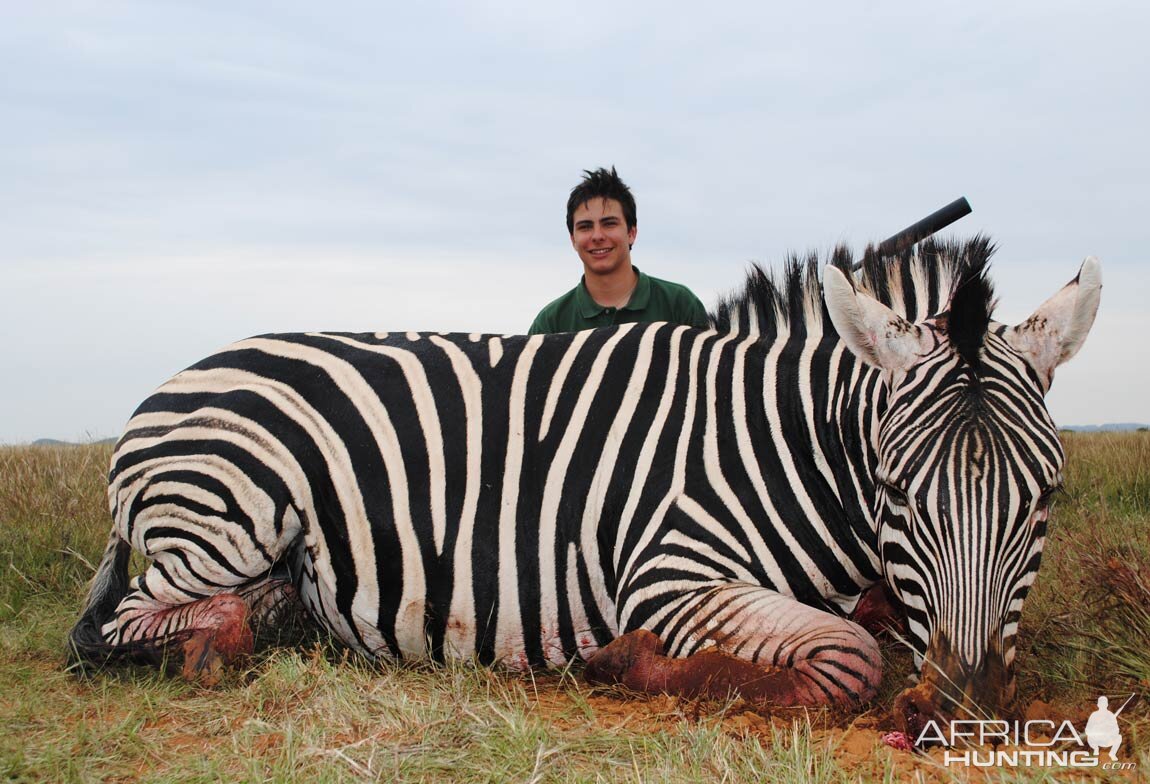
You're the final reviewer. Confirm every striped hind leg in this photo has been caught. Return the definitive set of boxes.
[237,572,307,645]
[589,582,881,707]
[101,461,305,683]
[107,572,298,684]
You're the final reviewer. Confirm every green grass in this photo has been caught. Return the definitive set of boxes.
[2,437,1149,782]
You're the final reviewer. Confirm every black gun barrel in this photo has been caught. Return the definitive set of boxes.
[853,196,972,270]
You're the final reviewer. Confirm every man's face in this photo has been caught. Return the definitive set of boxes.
[570,197,637,277]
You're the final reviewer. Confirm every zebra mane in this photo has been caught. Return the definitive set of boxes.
[709,235,998,341]
[940,253,997,372]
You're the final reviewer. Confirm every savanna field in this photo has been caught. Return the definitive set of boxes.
[1,434,1148,783]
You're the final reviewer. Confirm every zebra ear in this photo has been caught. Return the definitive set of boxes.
[824,265,931,375]
[1002,257,1102,392]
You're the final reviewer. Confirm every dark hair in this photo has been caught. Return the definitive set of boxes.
[566,167,637,234]
[945,258,996,375]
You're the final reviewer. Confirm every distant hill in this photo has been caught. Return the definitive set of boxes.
[1060,423,1149,432]
[30,438,117,446]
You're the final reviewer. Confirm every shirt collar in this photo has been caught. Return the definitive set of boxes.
[576,267,651,317]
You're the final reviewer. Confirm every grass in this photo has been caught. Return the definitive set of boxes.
[1,435,1148,782]
[1017,433,1150,700]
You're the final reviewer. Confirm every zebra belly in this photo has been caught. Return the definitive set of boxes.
[292,538,612,669]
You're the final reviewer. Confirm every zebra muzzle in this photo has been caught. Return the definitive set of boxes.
[896,632,1016,745]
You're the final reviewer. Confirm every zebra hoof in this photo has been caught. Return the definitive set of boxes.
[177,594,255,685]
[584,630,665,689]
[182,630,226,686]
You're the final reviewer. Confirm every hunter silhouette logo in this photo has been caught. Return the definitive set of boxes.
[1085,694,1133,762]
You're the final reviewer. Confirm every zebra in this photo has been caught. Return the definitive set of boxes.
[69,237,1100,729]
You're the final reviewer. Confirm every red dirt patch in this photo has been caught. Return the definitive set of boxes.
[520,674,1143,782]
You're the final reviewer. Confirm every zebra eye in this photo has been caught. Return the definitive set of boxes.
[882,483,910,509]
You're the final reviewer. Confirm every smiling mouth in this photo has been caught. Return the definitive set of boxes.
[589,248,613,257]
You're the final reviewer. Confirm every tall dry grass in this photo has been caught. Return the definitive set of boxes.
[1018,432,1150,700]
[0,444,112,625]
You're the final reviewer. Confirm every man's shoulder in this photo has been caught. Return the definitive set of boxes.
[644,273,701,300]
[642,273,707,311]
[639,271,709,328]
[537,286,579,313]
[529,284,581,334]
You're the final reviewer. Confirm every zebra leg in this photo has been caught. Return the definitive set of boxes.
[847,582,906,637]
[86,450,308,681]
[106,573,298,685]
[584,629,815,704]
[237,574,307,647]
[588,582,881,707]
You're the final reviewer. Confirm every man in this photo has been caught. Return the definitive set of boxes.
[528,167,709,334]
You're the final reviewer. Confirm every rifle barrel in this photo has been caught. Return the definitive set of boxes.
[852,196,972,270]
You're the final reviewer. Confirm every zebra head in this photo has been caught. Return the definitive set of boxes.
[824,256,1102,726]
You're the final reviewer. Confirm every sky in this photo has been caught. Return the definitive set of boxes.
[2,1,1147,443]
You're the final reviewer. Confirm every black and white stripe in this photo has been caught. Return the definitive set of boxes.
[71,237,1100,711]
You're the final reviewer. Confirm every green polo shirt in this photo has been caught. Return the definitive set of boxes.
[528,268,709,335]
